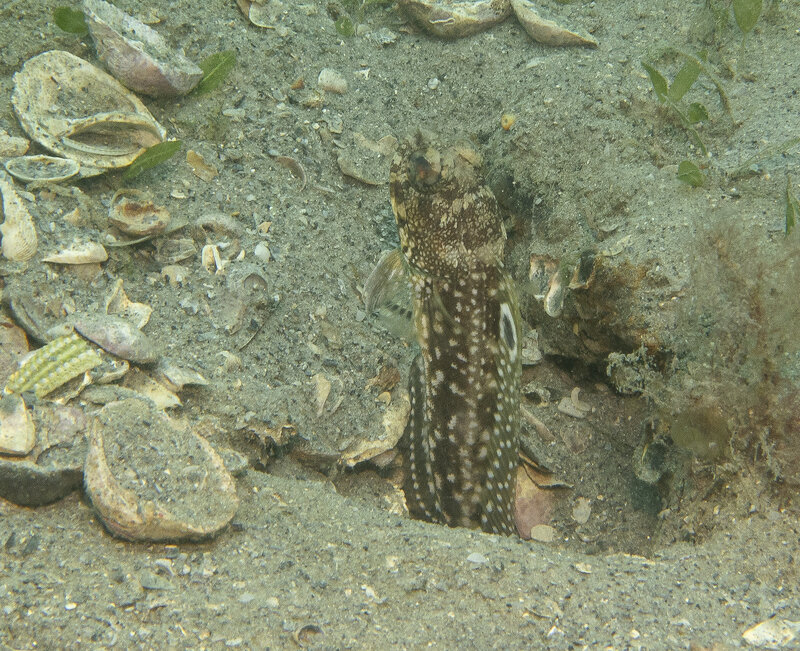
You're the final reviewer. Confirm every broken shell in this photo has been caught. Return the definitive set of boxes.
[569,251,597,290]
[544,271,565,318]
[73,314,160,364]
[12,50,166,174]
[528,253,564,317]
[186,150,218,182]
[399,0,512,38]
[225,263,269,305]
[317,68,348,94]
[121,367,180,409]
[108,189,170,237]
[105,278,152,328]
[0,129,29,157]
[0,170,37,262]
[84,398,239,542]
[83,0,203,97]
[155,238,197,265]
[0,320,29,387]
[201,243,224,274]
[4,155,80,183]
[154,358,209,393]
[528,254,559,300]
[237,0,279,28]
[0,394,36,456]
[510,0,597,48]
[43,241,108,264]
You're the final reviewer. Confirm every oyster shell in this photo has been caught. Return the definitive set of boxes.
[12,50,166,175]
[83,0,203,97]
[4,155,80,183]
[108,188,170,237]
[84,398,239,542]
[510,0,597,48]
[0,394,36,456]
[42,241,108,264]
[73,314,160,365]
[0,170,37,262]
[399,0,512,38]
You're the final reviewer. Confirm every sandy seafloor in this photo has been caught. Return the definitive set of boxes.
[1,0,799,648]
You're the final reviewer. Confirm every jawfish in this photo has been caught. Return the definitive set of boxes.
[388,132,521,536]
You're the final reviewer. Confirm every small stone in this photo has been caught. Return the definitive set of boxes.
[572,497,591,524]
[466,552,489,565]
[317,68,347,94]
[254,242,270,262]
[529,524,556,543]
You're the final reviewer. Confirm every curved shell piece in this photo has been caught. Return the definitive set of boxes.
[83,0,203,97]
[399,0,512,38]
[11,50,166,173]
[4,155,80,183]
[0,394,36,456]
[73,314,160,365]
[108,189,170,237]
[42,241,108,265]
[0,170,37,262]
[84,398,239,542]
[510,0,597,48]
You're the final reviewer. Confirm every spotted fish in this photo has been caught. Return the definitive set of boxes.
[388,132,521,536]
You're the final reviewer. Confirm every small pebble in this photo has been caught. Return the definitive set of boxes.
[317,68,347,94]
[466,552,489,565]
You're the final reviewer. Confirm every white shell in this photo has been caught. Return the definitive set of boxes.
[43,241,108,265]
[201,244,224,274]
[0,394,36,456]
[83,0,203,97]
[0,170,37,262]
[84,398,238,542]
[510,0,597,47]
[398,0,512,38]
[108,189,170,236]
[317,68,348,94]
[12,50,166,174]
[4,155,80,183]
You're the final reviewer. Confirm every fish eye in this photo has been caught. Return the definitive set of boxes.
[409,150,441,189]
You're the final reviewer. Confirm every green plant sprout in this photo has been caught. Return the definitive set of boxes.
[677,160,705,187]
[122,140,182,181]
[53,6,88,34]
[786,177,799,235]
[733,0,762,39]
[641,58,709,157]
[192,51,236,95]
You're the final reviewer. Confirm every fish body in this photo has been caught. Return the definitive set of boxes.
[389,132,521,535]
